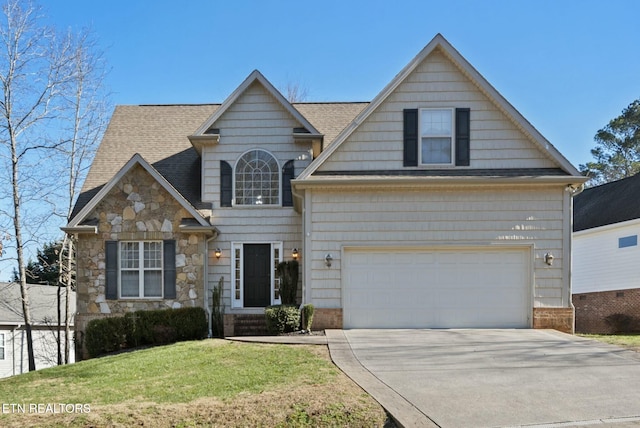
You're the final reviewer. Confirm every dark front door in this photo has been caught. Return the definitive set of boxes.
[243,244,271,307]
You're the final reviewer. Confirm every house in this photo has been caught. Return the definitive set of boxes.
[572,173,640,333]
[64,34,586,343]
[0,282,76,377]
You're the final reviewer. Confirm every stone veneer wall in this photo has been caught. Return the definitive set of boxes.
[75,165,207,338]
[532,307,574,334]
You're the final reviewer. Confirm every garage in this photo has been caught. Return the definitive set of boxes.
[342,247,531,329]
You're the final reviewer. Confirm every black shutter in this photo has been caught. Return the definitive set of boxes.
[455,108,470,166]
[105,240,118,300]
[220,160,232,207]
[282,160,295,207]
[403,109,419,166]
[163,240,176,299]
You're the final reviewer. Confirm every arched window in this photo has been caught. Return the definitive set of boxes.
[235,150,280,205]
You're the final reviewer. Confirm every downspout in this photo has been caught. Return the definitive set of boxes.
[565,183,585,323]
[205,235,216,338]
[11,324,22,376]
[291,184,307,306]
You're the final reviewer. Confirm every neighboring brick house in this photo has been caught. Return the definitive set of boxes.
[65,34,586,343]
[573,173,640,333]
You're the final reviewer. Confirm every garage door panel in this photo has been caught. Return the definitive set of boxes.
[343,248,530,329]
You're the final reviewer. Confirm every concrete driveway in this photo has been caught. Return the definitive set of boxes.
[328,329,640,428]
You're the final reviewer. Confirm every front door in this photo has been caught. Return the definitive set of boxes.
[243,244,271,307]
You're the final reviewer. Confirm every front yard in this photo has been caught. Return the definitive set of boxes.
[0,340,392,427]
[580,333,640,352]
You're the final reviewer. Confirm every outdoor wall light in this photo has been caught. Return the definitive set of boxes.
[544,252,554,266]
[325,253,333,267]
[292,248,299,260]
[214,248,222,259]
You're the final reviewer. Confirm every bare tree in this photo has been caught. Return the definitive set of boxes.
[283,81,309,103]
[0,0,79,371]
[53,29,108,364]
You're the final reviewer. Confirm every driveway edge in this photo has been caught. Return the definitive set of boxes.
[326,329,438,428]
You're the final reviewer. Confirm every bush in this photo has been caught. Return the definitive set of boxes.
[605,313,637,333]
[85,317,128,358]
[302,303,314,331]
[84,307,208,358]
[265,305,301,334]
[277,261,299,305]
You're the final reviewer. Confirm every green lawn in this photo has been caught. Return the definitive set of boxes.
[0,340,390,427]
[579,333,640,350]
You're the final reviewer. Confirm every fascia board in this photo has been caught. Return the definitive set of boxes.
[67,153,210,228]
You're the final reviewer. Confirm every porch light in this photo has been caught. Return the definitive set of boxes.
[292,248,299,260]
[544,252,554,266]
[325,253,333,267]
[214,248,222,259]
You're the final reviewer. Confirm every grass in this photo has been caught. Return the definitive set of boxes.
[0,340,391,427]
[579,333,640,351]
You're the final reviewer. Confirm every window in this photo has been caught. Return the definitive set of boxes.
[120,241,163,298]
[0,333,4,360]
[420,108,454,165]
[619,235,638,248]
[235,150,280,205]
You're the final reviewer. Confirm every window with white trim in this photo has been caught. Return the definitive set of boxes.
[420,108,454,165]
[0,333,4,360]
[120,241,163,298]
[235,149,280,205]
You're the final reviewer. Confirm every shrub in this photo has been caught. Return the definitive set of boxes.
[83,307,208,358]
[605,313,637,333]
[85,316,127,358]
[302,303,314,331]
[265,305,301,334]
[211,276,225,338]
[277,260,299,305]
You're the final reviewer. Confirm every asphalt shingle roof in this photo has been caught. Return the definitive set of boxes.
[0,282,76,326]
[72,102,368,219]
[573,173,640,232]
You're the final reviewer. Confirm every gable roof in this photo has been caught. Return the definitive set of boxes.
[574,173,640,232]
[70,102,365,220]
[0,282,76,326]
[297,33,583,180]
[67,153,211,228]
[190,70,323,141]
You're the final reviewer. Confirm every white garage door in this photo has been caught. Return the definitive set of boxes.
[343,247,530,329]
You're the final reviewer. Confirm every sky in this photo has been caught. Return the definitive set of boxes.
[1,0,639,280]
[42,0,640,169]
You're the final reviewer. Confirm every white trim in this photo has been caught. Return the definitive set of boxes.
[297,33,583,181]
[233,149,281,207]
[118,240,164,299]
[230,241,283,309]
[419,108,455,167]
[190,70,322,138]
[67,153,210,228]
[0,332,4,360]
[574,217,640,237]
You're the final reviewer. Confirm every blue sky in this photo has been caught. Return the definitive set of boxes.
[44,0,640,169]
[0,0,637,280]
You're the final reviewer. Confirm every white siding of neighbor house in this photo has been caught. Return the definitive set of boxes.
[202,81,307,312]
[0,327,75,378]
[317,49,557,172]
[305,185,567,310]
[573,218,640,294]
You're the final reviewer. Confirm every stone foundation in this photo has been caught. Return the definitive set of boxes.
[533,307,574,334]
[312,308,343,330]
